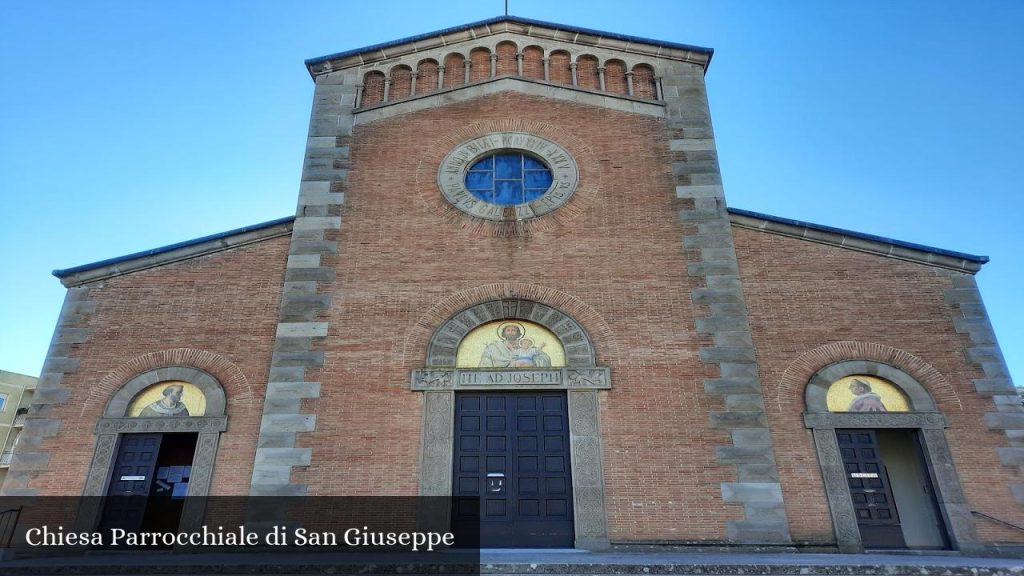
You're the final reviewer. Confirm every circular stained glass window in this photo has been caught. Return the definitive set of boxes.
[437,132,580,222]
[464,153,554,206]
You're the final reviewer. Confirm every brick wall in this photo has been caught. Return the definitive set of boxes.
[289,91,738,540]
[29,86,1018,547]
[734,227,1024,544]
[29,237,288,496]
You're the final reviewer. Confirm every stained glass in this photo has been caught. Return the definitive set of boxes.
[523,156,546,170]
[464,152,552,206]
[465,171,492,190]
[494,154,522,179]
[523,188,546,202]
[494,181,522,204]
[524,170,552,189]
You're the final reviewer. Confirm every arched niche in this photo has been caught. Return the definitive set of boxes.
[102,366,226,419]
[802,360,980,554]
[413,298,610,550]
[426,299,596,368]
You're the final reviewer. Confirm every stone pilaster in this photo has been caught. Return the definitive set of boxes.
[1,287,96,496]
[944,275,1022,501]
[249,70,357,496]
[663,63,791,544]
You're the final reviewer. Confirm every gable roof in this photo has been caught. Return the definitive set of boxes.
[305,15,714,78]
[729,208,988,273]
[52,208,988,287]
[52,216,295,287]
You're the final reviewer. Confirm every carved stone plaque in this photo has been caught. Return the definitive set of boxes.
[410,368,610,391]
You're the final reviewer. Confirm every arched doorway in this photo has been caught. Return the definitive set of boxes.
[79,366,228,536]
[412,298,610,550]
[804,360,981,553]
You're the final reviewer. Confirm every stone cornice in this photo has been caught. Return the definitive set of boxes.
[53,217,295,287]
[354,76,665,124]
[728,208,987,274]
[305,17,712,77]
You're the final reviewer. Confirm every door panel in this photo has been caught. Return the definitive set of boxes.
[837,429,905,548]
[98,434,163,534]
[452,391,573,547]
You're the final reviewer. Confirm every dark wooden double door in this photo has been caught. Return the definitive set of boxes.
[838,429,947,549]
[98,433,197,539]
[452,392,574,548]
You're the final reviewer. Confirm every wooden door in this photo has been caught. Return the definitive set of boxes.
[837,429,905,548]
[98,434,162,534]
[452,392,573,547]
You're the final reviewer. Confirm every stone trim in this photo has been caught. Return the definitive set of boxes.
[568,389,610,550]
[666,65,790,544]
[729,210,984,274]
[70,365,231,535]
[436,132,580,222]
[81,348,255,418]
[944,275,1023,503]
[82,366,229,500]
[1,287,96,496]
[425,298,597,367]
[94,416,228,434]
[249,74,358,497]
[355,76,665,124]
[776,341,961,413]
[55,218,294,287]
[416,302,610,549]
[306,19,711,76]
[803,411,946,429]
[804,360,938,413]
[402,283,617,371]
[412,118,602,237]
[802,360,982,553]
[808,420,981,553]
[100,366,227,418]
[75,428,224,536]
[411,368,610,390]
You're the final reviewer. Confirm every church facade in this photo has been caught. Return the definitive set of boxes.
[6,17,1022,553]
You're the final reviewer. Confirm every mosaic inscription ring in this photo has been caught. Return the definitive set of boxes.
[437,132,580,221]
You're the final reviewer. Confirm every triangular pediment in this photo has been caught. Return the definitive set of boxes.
[305,16,713,77]
[307,17,712,119]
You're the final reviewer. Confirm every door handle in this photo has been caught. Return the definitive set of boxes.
[486,473,505,493]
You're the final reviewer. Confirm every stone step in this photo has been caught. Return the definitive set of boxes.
[1,556,1022,576]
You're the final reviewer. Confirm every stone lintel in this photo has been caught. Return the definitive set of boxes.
[805,411,947,430]
[410,368,611,391]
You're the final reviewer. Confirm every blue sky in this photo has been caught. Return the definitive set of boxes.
[1,1,1021,387]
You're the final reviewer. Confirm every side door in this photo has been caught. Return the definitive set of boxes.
[98,434,162,534]
[837,429,905,548]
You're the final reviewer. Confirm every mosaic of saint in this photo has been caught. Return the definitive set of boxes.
[826,375,909,413]
[456,321,566,369]
[127,381,206,417]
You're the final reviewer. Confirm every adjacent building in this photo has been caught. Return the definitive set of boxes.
[0,371,37,491]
